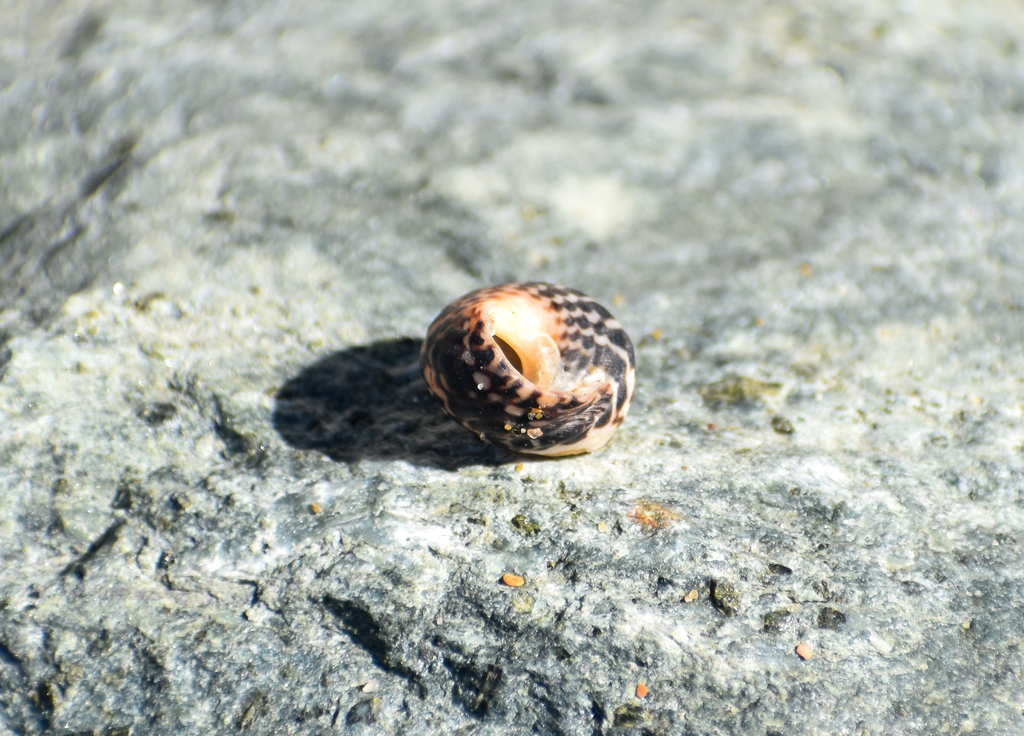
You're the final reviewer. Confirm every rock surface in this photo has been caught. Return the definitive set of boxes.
[2,1,1024,734]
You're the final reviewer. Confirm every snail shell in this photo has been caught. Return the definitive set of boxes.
[421,283,635,456]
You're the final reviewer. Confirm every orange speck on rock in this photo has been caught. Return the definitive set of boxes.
[796,642,813,660]
[636,683,648,698]
[502,573,525,587]
[310,503,322,515]
[684,589,699,603]
[628,500,681,530]
[515,463,525,472]
[799,262,812,277]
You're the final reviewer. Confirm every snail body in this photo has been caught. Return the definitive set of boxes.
[421,283,635,456]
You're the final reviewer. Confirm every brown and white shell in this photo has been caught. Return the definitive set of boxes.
[421,283,635,456]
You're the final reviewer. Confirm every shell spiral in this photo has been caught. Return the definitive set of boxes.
[421,283,636,456]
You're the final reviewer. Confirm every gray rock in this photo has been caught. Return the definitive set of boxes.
[2,1,1023,734]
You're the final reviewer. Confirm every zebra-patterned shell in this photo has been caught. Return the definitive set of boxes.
[421,283,635,456]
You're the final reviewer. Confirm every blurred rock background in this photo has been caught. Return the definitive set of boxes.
[1,1,1023,734]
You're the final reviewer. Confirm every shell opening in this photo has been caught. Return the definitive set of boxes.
[488,301,608,396]
[493,335,524,375]
[488,306,562,388]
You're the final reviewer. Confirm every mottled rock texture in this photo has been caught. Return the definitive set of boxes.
[2,1,1023,734]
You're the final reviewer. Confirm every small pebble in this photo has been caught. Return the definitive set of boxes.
[683,589,699,603]
[361,679,379,693]
[310,503,322,514]
[597,521,611,533]
[636,683,648,698]
[502,573,525,587]
[795,642,813,660]
[710,580,740,616]
[771,416,794,434]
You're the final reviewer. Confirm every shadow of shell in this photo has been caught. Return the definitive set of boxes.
[272,338,509,469]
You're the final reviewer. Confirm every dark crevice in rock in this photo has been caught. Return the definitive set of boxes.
[211,394,255,456]
[345,697,379,725]
[0,136,137,334]
[0,635,50,734]
[204,393,267,470]
[137,402,178,427]
[78,148,132,199]
[0,332,11,382]
[321,596,425,696]
[59,11,105,60]
[60,519,126,578]
[444,657,504,717]
[1,201,96,329]
[236,688,268,729]
[0,640,24,676]
[590,696,607,735]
